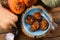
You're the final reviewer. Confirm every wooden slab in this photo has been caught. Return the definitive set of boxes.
[17,12,60,40]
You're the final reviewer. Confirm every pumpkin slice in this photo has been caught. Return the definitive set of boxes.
[40,19,48,30]
[26,15,35,24]
[30,21,39,32]
[8,0,25,14]
[33,12,42,21]
[23,0,37,7]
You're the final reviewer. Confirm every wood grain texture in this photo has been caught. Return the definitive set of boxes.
[0,34,6,40]
[17,12,60,40]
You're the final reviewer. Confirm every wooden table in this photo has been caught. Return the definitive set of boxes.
[0,0,60,40]
[0,8,60,40]
[17,12,60,40]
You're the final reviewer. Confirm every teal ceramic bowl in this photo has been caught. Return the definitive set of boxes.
[22,7,50,37]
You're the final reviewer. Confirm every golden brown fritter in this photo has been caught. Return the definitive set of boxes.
[30,21,39,32]
[26,15,34,24]
[33,12,42,20]
[40,19,48,30]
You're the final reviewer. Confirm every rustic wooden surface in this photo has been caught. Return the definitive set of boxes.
[17,12,60,40]
[0,9,60,40]
[0,0,60,40]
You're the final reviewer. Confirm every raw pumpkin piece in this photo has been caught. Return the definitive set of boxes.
[23,0,37,7]
[8,0,25,14]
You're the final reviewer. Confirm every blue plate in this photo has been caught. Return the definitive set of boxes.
[22,7,50,36]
